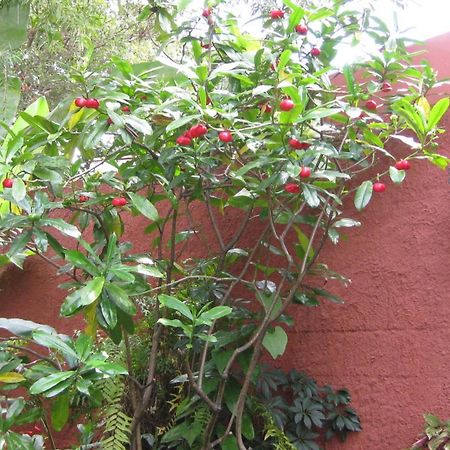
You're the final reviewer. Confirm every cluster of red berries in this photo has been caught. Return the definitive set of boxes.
[79,194,128,208]
[269,10,320,56]
[283,167,312,194]
[74,98,100,109]
[176,123,208,146]
[394,159,411,171]
[176,124,234,145]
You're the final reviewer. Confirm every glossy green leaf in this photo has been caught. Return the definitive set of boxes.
[428,97,449,131]
[29,371,75,395]
[105,283,136,316]
[61,277,105,316]
[128,192,159,221]
[197,306,232,324]
[32,330,79,361]
[354,180,373,211]
[85,359,128,375]
[40,218,81,238]
[158,294,193,321]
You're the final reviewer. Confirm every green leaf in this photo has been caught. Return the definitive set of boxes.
[7,230,31,261]
[222,435,239,450]
[0,372,25,383]
[40,218,81,238]
[128,193,159,221]
[427,97,449,131]
[0,318,56,337]
[166,114,200,133]
[242,414,255,440]
[158,294,193,321]
[65,250,99,276]
[123,115,153,135]
[197,306,232,324]
[85,359,128,375]
[354,180,373,211]
[61,277,105,316]
[262,326,288,359]
[74,333,92,362]
[131,264,164,278]
[11,178,26,202]
[157,318,184,328]
[32,330,79,361]
[300,108,342,122]
[51,393,70,432]
[333,218,361,228]
[302,185,320,208]
[105,283,136,316]
[277,49,292,71]
[389,166,406,184]
[252,85,272,96]
[29,371,75,395]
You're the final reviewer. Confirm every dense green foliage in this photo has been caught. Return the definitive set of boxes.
[0,0,448,449]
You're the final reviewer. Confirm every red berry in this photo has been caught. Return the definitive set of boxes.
[299,166,311,178]
[365,99,378,111]
[295,24,308,35]
[176,135,192,146]
[85,98,100,109]
[259,103,272,114]
[288,139,310,150]
[202,7,212,17]
[395,159,411,171]
[280,98,295,111]
[189,124,208,138]
[311,47,321,57]
[381,82,392,92]
[112,197,127,207]
[270,9,285,19]
[75,97,87,108]
[121,105,131,112]
[284,183,301,194]
[2,178,13,188]
[24,425,42,437]
[79,195,89,202]
[107,117,113,125]
[373,182,386,193]
[218,130,233,143]
[289,138,302,149]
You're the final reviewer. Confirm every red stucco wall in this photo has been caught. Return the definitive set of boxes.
[1,33,450,450]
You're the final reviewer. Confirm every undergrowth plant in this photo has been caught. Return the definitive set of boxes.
[0,0,449,449]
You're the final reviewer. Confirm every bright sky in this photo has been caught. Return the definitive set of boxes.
[375,0,450,40]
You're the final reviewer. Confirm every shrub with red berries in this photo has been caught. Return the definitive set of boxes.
[0,1,448,449]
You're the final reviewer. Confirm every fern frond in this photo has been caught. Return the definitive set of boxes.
[99,377,132,450]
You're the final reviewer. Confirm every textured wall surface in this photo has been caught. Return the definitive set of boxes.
[1,33,450,450]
